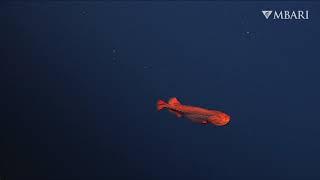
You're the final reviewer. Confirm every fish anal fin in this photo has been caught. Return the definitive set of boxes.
[168,109,182,118]
[185,114,207,124]
[168,97,181,106]
[201,121,208,125]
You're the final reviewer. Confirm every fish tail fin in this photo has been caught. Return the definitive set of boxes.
[157,99,168,111]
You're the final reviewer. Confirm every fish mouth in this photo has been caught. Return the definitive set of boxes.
[221,121,231,127]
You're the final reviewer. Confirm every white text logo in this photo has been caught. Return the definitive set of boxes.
[261,10,309,20]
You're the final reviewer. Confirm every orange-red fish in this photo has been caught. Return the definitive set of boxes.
[157,97,230,126]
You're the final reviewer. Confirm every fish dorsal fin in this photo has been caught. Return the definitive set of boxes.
[168,97,181,106]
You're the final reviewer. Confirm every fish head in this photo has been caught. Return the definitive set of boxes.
[208,112,230,126]
[221,113,231,126]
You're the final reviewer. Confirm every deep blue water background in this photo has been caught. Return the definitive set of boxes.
[2,2,320,180]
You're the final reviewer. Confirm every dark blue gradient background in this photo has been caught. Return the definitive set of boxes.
[2,2,320,180]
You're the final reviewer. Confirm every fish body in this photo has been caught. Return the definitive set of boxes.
[157,97,230,126]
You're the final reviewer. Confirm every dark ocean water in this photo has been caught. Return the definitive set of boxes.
[2,2,320,180]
